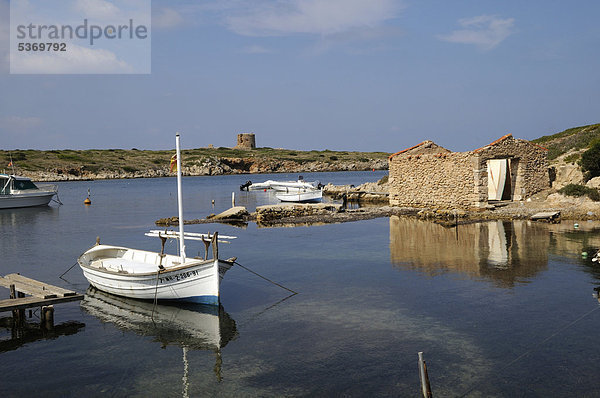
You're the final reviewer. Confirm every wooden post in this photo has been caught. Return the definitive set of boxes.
[211,232,219,260]
[418,352,433,398]
[42,305,54,330]
[202,237,210,260]
[9,284,17,321]
[17,291,25,322]
[231,192,235,207]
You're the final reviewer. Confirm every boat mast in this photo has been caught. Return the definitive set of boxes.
[175,133,186,262]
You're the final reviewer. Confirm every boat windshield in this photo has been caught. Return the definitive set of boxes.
[12,178,38,191]
[0,177,8,194]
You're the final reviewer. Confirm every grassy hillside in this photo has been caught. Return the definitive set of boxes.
[0,147,390,174]
[532,124,600,161]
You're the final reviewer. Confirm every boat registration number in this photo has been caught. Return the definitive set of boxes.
[159,270,199,283]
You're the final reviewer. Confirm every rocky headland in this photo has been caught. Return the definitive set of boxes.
[1,147,389,182]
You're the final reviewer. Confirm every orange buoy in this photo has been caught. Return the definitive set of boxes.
[84,197,91,205]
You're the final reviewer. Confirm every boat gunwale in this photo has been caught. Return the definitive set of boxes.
[78,256,220,277]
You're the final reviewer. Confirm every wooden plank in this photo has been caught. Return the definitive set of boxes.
[0,295,83,313]
[531,211,561,220]
[0,277,57,299]
[3,274,78,297]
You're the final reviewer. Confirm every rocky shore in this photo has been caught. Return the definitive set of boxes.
[20,157,388,182]
[155,182,600,229]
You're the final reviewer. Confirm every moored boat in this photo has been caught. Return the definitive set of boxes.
[0,174,58,209]
[240,176,321,192]
[276,188,323,203]
[78,133,237,305]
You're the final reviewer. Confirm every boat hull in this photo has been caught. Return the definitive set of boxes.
[0,191,55,209]
[276,190,322,203]
[78,245,234,305]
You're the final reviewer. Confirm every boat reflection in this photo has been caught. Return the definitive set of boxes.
[81,287,238,381]
[389,217,550,287]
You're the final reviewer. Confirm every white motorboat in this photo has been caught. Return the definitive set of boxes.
[276,188,323,203]
[242,179,276,190]
[78,133,237,305]
[0,174,58,209]
[240,176,321,192]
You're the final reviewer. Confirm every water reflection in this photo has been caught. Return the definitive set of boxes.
[81,287,238,383]
[0,316,85,353]
[0,205,58,226]
[389,217,550,287]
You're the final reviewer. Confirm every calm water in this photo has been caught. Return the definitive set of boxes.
[2,171,600,397]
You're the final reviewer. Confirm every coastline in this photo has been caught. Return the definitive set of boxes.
[2,148,389,182]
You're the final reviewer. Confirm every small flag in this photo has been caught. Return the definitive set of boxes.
[170,154,177,172]
[7,161,12,167]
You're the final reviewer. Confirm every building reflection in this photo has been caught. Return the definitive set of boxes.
[389,216,550,287]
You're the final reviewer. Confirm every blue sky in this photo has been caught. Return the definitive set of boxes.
[0,0,599,152]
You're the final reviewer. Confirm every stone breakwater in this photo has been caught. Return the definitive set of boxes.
[156,203,416,228]
[23,157,389,182]
[155,190,600,230]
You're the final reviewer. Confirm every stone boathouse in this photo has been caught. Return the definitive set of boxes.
[388,134,549,209]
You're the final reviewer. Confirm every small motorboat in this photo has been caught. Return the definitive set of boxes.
[0,174,58,209]
[276,188,323,203]
[240,176,321,192]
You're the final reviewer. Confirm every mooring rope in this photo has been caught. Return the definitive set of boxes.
[52,192,63,205]
[151,270,161,323]
[59,262,79,279]
[234,260,298,294]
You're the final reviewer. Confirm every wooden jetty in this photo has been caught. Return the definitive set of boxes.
[0,274,83,327]
[531,211,561,223]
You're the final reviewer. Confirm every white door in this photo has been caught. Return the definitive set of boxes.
[487,159,507,201]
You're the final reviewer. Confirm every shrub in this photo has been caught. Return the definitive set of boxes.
[563,153,580,164]
[558,184,600,201]
[56,153,83,162]
[580,141,600,181]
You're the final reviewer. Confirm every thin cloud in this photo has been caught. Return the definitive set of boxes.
[438,15,515,50]
[241,44,272,54]
[11,44,134,74]
[153,8,184,29]
[311,25,404,55]
[225,0,403,37]
[73,0,121,20]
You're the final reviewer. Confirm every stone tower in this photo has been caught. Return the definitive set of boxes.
[235,133,256,150]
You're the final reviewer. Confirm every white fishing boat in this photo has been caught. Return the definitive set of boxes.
[78,133,237,305]
[276,188,323,203]
[0,173,58,209]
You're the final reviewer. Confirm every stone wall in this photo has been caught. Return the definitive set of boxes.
[474,135,549,201]
[389,151,478,208]
[389,135,549,209]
